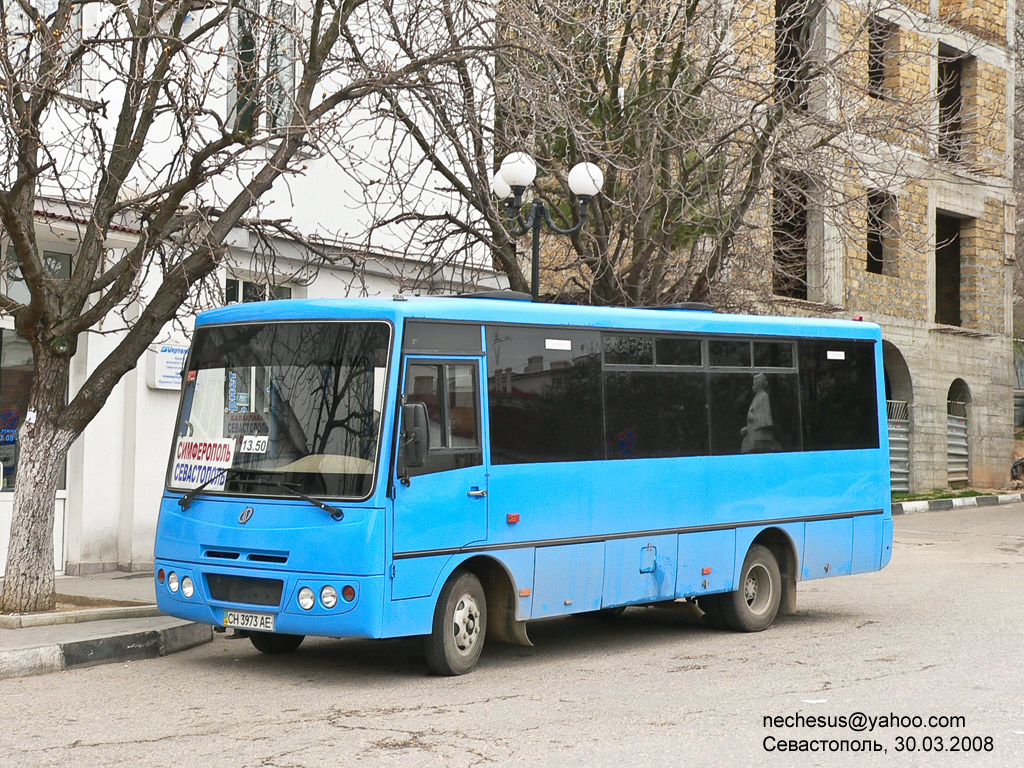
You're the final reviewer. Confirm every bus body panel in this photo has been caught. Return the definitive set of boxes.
[485,450,887,549]
[155,497,387,577]
[802,518,855,580]
[881,517,894,568]
[603,534,678,606]
[532,542,606,618]
[390,553,452,600]
[676,529,738,597]
[383,547,537,637]
[852,514,884,574]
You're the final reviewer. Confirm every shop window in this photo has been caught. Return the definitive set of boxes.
[0,331,32,491]
[225,277,292,303]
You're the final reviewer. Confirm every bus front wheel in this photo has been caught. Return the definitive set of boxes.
[720,544,781,632]
[425,570,487,676]
[249,632,305,654]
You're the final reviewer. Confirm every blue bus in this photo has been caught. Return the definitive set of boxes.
[155,294,893,674]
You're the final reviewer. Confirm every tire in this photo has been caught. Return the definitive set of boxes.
[720,544,782,632]
[698,594,729,630]
[249,632,305,654]
[425,570,487,676]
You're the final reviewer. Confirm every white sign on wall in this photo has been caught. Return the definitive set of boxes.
[146,343,190,390]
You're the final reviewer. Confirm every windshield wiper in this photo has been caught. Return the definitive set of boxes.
[230,475,345,521]
[178,467,229,510]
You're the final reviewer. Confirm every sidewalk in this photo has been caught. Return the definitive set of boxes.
[0,571,211,681]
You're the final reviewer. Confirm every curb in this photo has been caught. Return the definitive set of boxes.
[892,492,1023,516]
[0,604,162,629]
[0,621,212,681]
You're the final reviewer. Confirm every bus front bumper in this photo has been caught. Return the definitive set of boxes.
[154,559,385,639]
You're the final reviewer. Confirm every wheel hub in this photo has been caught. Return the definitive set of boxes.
[452,594,481,656]
[744,563,772,615]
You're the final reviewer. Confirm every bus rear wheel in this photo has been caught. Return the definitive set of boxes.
[425,570,487,676]
[720,544,781,632]
[249,632,305,654]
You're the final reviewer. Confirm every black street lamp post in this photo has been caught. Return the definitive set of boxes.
[492,153,604,301]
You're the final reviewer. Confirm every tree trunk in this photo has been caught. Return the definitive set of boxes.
[0,351,75,614]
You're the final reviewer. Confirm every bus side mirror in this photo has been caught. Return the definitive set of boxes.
[400,402,430,472]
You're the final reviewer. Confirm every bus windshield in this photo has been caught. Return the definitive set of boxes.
[168,321,391,500]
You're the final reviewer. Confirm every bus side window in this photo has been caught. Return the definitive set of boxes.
[403,361,482,477]
[407,364,444,448]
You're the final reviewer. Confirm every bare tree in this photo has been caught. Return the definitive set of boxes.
[357,0,948,308]
[0,0,495,612]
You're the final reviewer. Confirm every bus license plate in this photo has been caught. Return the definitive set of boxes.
[224,610,275,632]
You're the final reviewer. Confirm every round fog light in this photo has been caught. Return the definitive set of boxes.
[342,585,356,603]
[298,587,315,610]
[320,586,338,609]
[168,572,179,593]
[181,576,195,599]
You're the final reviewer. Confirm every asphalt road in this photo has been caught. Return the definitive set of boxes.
[2,505,1023,767]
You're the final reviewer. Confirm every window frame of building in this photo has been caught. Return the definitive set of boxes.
[2,246,73,306]
[867,15,897,100]
[231,0,297,133]
[771,171,810,300]
[935,212,965,327]
[938,45,970,162]
[774,0,821,109]
[866,190,897,276]
[225,276,293,304]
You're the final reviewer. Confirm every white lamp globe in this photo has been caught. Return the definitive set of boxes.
[567,162,604,197]
[499,152,537,188]
[491,174,513,200]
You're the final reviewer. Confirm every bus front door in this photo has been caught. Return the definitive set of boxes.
[392,357,487,595]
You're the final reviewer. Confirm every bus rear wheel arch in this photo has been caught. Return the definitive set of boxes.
[425,569,487,676]
[720,544,782,632]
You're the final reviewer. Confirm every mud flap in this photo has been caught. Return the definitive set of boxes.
[482,569,533,647]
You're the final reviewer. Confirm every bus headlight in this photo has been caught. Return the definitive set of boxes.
[298,587,315,610]
[181,576,195,599]
[168,572,179,593]
[320,586,338,609]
